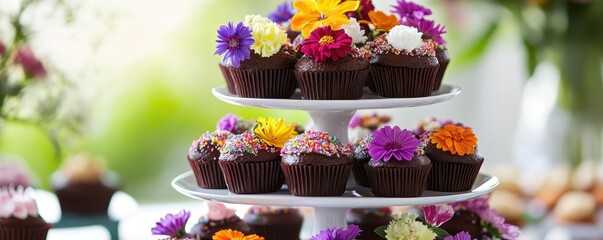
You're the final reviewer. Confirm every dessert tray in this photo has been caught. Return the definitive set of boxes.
[173,84,499,234]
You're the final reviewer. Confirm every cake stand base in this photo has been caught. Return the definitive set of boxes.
[308,110,356,144]
[312,207,347,234]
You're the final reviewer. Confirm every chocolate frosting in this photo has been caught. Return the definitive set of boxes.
[221,151,280,163]
[190,145,220,162]
[367,154,431,168]
[282,153,353,166]
[436,48,450,63]
[295,56,370,72]
[425,143,484,164]
[439,210,484,238]
[243,209,303,225]
[0,216,50,227]
[375,52,439,68]
[239,50,296,70]
[190,216,249,240]
[346,208,392,226]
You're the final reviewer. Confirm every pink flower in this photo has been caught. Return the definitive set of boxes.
[14,46,47,79]
[206,201,236,221]
[301,26,353,63]
[422,204,454,227]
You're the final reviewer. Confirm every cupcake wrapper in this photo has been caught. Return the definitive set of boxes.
[433,58,450,91]
[427,161,483,192]
[365,164,432,197]
[352,159,370,187]
[371,65,438,98]
[230,68,297,99]
[294,68,368,100]
[219,160,284,194]
[188,158,227,189]
[355,224,388,240]
[219,64,236,94]
[247,224,302,240]
[280,162,352,196]
[0,224,51,240]
[365,70,376,93]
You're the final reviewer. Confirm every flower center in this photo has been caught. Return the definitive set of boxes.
[319,35,335,45]
[450,132,463,142]
[385,141,401,150]
[318,13,325,20]
[227,36,241,50]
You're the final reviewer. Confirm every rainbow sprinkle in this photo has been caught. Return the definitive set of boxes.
[353,134,373,159]
[188,130,233,160]
[280,130,352,157]
[219,131,280,161]
[363,34,436,57]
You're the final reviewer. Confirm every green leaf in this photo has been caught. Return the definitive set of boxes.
[522,38,539,78]
[430,227,451,238]
[455,21,500,68]
[374,225,387,238]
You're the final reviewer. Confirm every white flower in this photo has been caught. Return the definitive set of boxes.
[386,25,423,52]
[243,15,273,28]
[341,18,367,44]
[385,213,437,240]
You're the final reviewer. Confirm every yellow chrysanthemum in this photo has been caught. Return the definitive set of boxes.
[243,15,273,28]
[254,117,297,148]
[385,213,437,240]
[212,229,264,240]
[291,0,360,38]
[250,22,288,57]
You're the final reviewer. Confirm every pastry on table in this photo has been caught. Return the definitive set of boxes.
[553,191,597,224]
[571,160,597,192]
[0,186,52,240]
[489,190,525,227]
[533,165,571,209]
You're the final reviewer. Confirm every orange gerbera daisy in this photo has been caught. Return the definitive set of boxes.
[291,0,360,38]
[212,229,264,240]
[430,125,478,156]
[359,10,399,32]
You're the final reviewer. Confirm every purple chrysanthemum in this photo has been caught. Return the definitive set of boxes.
[406,18,446,45]
[310,224,362,240]
[444,231,472,240]
[479,208,521,239]
[422,204,454,227]
[216,113,238,132]
[392,0,432,23]
[268,1,296,24]
[151,210,191,238]
[214,22,254,68]
[368,126,420,162]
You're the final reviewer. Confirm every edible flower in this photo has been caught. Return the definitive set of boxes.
[391,0,432,23]
[216,114,238,132]
[358,10,399,33]
[341,18,368,44]
[369,126,420,162]
[253,117,297,148]
[443,231,472,240]
[301,26,353,62]
[14,46,47,79]
[406,18,446,46]
[451,196,521,239]
[385,213,437,240]
[212,229,264,240]
[346,0,375,21]
[151,210,191,238]
[268,2,297,24]
[310,224,362,240]
[291,0,360,38]
[422,204,454,227]
[215,22,254,67]
[430,125,477,156]
[386,25,422,52]
[245,16,288,57]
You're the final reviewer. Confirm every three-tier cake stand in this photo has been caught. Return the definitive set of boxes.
[172,85,499,235]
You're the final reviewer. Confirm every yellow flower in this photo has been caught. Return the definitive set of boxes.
[254,117,297,148]
[385,213,437,240]
[250,22,288,57]
[291,0,360,38]
[213,229,264,240]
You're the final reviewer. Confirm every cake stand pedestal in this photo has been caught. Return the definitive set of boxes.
[173,85,498,235]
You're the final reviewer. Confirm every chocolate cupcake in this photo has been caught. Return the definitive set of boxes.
[219,64,236,94]
[243,206,303,240]
[433,48,449,91]
[364,126,431,197]
[216,113,257,135]
[346,208,392,240]
[365,26,439,98]
[188,130,232,189]
[190,202,249,240]
[52,154,118,215]
[404,18,449,91]
[0,160,32,189]
[280,131,353,196]
[219,117,297,194]
[294,26,370,100]
[352,135,372,187]
[425,124,483,192]
[0,187,52,240]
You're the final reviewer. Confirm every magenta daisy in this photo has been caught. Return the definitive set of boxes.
[347,0,375,21]
[392,0,432,23]
[368,126,420,162]
[406,18,447,45]
[214,22,254,67]
[151,209,191,238]
[14,46,47,78]
[301,26,353,63]
[268,1,296,24]
[310,224,362,240]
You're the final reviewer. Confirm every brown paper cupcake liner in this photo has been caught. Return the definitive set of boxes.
[219,160,284,194]
[280,162,352,196]
[356,224,387,240]
[433,58,449,91]
[352,159,370,187]
[248,224,302,240]
[294,68,368,100]
[188,158,227,189]
[230,68,296,99]
[365,164,432,197]
[219,64,237,94]
[371,65,438,98]
[365,70,377,93]
[427,161,483,192]
[0,224,51,240]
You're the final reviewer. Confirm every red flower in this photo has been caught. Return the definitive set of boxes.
[14,46,47,79]
[301,26,353,63]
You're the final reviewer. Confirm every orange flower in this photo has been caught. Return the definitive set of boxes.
[430,125,478,156]
[212,229,264,240]
[291,0,360,38]
[358,10,399,32]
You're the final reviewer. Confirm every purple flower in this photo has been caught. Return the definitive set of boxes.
[268,2,296,24]
[368,126,420,162]
[451,196,489,212]
[422,204,454,227]
[349,115,361,128]
[406,18,446,45]
[479,208,521,239]
[444,231,472,240]
[310,224,362,240]
[14,46,47,79]
[392,0,432,23]
[151,210,191,238]
[216,113,238,132]
[215,22,254,68]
